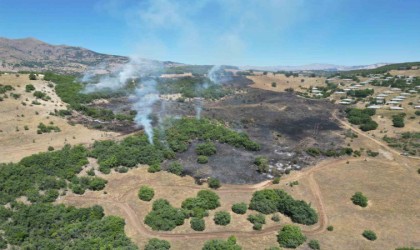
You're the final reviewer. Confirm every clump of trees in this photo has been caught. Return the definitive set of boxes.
[247,213,266,230]
[25,84,35,92]
[0,203,137,249]
[345,108,378,131]
[196,142,217,156]
[0,145,108,204]
[306,147,353,157]
[190,217,205,231]
[208,177,221,189]
[362,230,377,241]
[167,162,184,176]
[254,156,269,173]
[37,122,61,134]
[351,192,368,207]
[214,211,231,226]
[231,202,247,214]
[138,186,155,201]
[392,114,405,128]
[202,236,241,250]
[347,88,374,98]
[182,190,220,218]
[145,238,170,250]
[277,225,306,248]
[144,199,186,231]
[249,189,318,225]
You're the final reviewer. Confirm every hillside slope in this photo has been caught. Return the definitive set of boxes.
[0,37,129,74]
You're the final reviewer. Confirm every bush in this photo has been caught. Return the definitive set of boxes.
[148,164,161,173]
[182,190,220,218]
[25,84,35,92]
[167,162,183,176]
[253,222,262,230]
[214,211,231,226]
[248,213,265,230]
[208,177,221,189]
[144,199,186,231]
[138,186,155,201]
[190,217,205,231]
[327,225,334,231]
[47,146,54,151]
[254,156,269,173]
[202,236,241,250]
[231,202,247,214]
[351,192,368,207]
[308,239,320,250]
[272,177,280,184]
[145,238,171,250]
[197,155,209,164]
[271,214,280,222]
[277,225,306,248]
[392,115,405,128]
[249,189,318,225]
[196,142,217,156]
[29,73,37,80]
[362,230,377,241]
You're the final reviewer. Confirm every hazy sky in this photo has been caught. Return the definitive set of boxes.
[1,0,419,66]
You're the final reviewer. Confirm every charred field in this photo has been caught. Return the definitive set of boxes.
[82,78,345,184]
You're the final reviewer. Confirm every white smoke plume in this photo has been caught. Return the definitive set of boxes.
[130,79,160,143]
[82,57,162,144]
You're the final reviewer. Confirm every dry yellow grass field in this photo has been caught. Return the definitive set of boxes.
[390,69,420,77]
[246,72,326,92]
[0,73,119,163]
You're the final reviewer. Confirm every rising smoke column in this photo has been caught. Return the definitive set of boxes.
[82,58,162,144]
[195,65,223,120]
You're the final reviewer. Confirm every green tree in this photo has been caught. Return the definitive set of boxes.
[197,155,209,164]
[25,84,35,92]
[191,217,205,231]
[208,177,221,189]
[308,239,320,250]
[214,211,231,226]
[167,162,183,176]
[362,230,377,241]
[351,192,368,207]
[202,236,242,250]
[392,115,405,128]
[277,225,306,248]
[148,164,161,173]
[196,142,217,156]
[231,203,247,214]
[138,186,155,201]
[145,238,171,250]
[29,73,37,80]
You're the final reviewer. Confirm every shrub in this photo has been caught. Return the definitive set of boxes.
[182,190,220,218]
[47,146,54,151]
[253,222,262,230]
[202,236,241,250]
[249,189,318,225]
[392,115,405,128]
[351,192,368,207]
[231,202,247,214]
[148,164,161,173]
[254,156,269,173]
[272,177,280,184]
[272,82,277,87]
[87,168,95,176]
[167,162,183,176]
[145,238,171,250]
[362,230,377,241]
[271,214,280,222]
[190,217,205,231]
[327,225,334,231]
[214,211,231,226]
[277,225,306,248]
[196,142,217,156]
[197,155,209,164]
[208,177,221,189]
[25,84,35,92]
[144,199,186,231]
[308,239,320,250]
[138,186,154,201]
[247,213,266,225]
[29,73,37,80]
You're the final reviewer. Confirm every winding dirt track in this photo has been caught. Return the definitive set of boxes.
[61,109,413,241]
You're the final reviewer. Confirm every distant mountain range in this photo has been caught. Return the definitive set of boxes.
[239,63,389,72]
[0,37,389,74]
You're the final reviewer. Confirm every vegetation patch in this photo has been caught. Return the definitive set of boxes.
[213,211,231,226]
[345,108,378,131]
[249,189,318,225]
[277,225,306,248]
[181,190,220,218]
[351,192,368,207]
[202,236,241,250]
[138,186,155,202]
[144,199,186,231]
[231,202,248,214]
